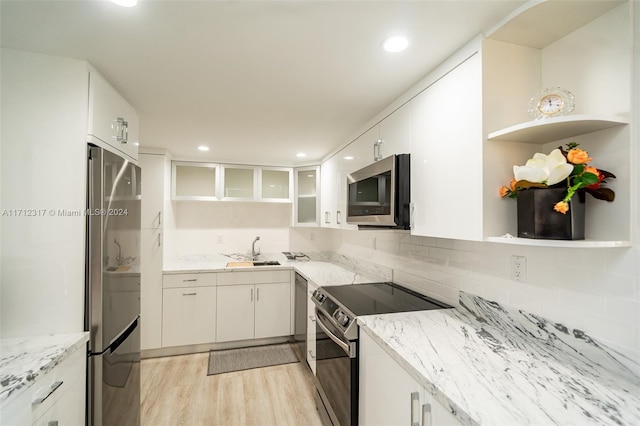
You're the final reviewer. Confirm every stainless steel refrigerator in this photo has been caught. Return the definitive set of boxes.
[86,144,141,426]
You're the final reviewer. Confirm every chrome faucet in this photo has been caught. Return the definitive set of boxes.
[114,239,122,266]
[251,236,260,261]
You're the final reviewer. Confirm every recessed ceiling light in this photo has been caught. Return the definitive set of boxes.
[382,36,409,53]
[110,0,137,7]
[197,146,210,152]
[296,153,307,158]
[344,156,354,160]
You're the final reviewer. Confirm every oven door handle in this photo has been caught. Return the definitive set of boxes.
[316,310,355,358]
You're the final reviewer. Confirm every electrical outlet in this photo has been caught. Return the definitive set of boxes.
[511,255,526,282]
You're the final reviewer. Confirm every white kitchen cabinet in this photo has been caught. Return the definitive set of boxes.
[259,167,293,202]
[411,50,483,241]
[140,153,170,351]
[359,331,461,426]
[88,70,139,161]
[216,270,292,343]
[171,161,220,201]
[162,286,217,347]
[1,344,86,426]
[294,166,320,226]
[378,103,413,159]
[221,165,257,200]
[320,155,338,228]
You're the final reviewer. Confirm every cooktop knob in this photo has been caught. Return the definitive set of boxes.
[313,291,326,303]
[334,310,350,327]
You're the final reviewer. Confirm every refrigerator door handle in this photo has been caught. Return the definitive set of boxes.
[89,316,139,356]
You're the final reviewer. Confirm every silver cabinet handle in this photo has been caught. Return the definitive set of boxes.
[158,211,162,226]
[158,233,162,247]
[308,315,316,322]
[115,117,128,143]
[251,288,254,301]
[410,392,420,426]
[182,292,197,296]
[48,421,59,426]
[256,287,260,301]
[32,381,63,405]
[324,211,330,224]
[336,210,341,225]
[374,139,383,161]
[422,403,432,426]
[183,278,197,282]
[308,350,316,359]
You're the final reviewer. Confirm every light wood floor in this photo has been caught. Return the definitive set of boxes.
[140,351,323,426]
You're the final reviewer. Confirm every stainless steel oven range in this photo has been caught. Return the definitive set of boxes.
[312,282,452,426]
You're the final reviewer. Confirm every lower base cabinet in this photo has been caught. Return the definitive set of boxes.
[306,285,317,374]
[216,282,291,342]
[162,286,217,347]
[359,331,461,426]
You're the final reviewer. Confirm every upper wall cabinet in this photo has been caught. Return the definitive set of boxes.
[171,161,292,203]
[481,0,633,247]
[88,71,139,161]
[259,167,293,202]
[294,166,320,226]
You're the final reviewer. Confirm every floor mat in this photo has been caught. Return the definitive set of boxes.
[207,343,299,376]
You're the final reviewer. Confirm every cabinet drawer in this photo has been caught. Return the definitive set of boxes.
[217,270,290,286]
[1,346,85,426]
[163,273,217,288]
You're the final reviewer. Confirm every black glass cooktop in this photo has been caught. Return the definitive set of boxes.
[323,282,451,316]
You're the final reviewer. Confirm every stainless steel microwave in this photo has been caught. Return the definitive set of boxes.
[346,154,410,229]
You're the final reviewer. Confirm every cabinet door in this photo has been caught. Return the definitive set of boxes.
[141,228,163,350]
[221,165,257,200]
[140,154,165,229]
[88,71,139,160]
[216,285,255,342]
[254,282,291,339]
[162,286,216,347]
[359,331,425,425]
[350,126,379,169]
[294,166,320,226]
[411,52,483,240]
[379,103,413,157]
[320,156,338,228]
[260,167,292,201]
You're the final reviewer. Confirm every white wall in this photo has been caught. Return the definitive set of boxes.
[1,49,88,337]
[163,201,292,261]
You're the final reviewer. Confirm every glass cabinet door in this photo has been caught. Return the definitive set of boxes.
[295,166,319,226]
[172,161,219,200]
[222,166,256,200]
[261,168,292,201]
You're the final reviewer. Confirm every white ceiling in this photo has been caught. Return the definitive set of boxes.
[1,0,524,166]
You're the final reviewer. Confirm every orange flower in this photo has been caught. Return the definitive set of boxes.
[509,178,517,192]
[567,148,592,164]
[584,166,599,175]
[499,186,509,197]
[554,201,569,214]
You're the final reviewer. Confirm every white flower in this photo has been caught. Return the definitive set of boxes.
[513,149,573,185]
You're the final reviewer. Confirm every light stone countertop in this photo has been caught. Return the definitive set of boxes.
[0,332,89,407]
[358,292,640,426]
[163,252,391,287]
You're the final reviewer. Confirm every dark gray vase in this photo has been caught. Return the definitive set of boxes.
[517,187,585,240]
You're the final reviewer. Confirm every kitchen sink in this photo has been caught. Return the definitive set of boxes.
[252,261,281,267]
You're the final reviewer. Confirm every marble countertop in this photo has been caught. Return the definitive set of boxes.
[0,332,89,407]
[164,252,390,287]
[358,292,640,426]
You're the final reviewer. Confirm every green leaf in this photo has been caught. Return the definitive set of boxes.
[573,164,585,175]
[580,172,600,185]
